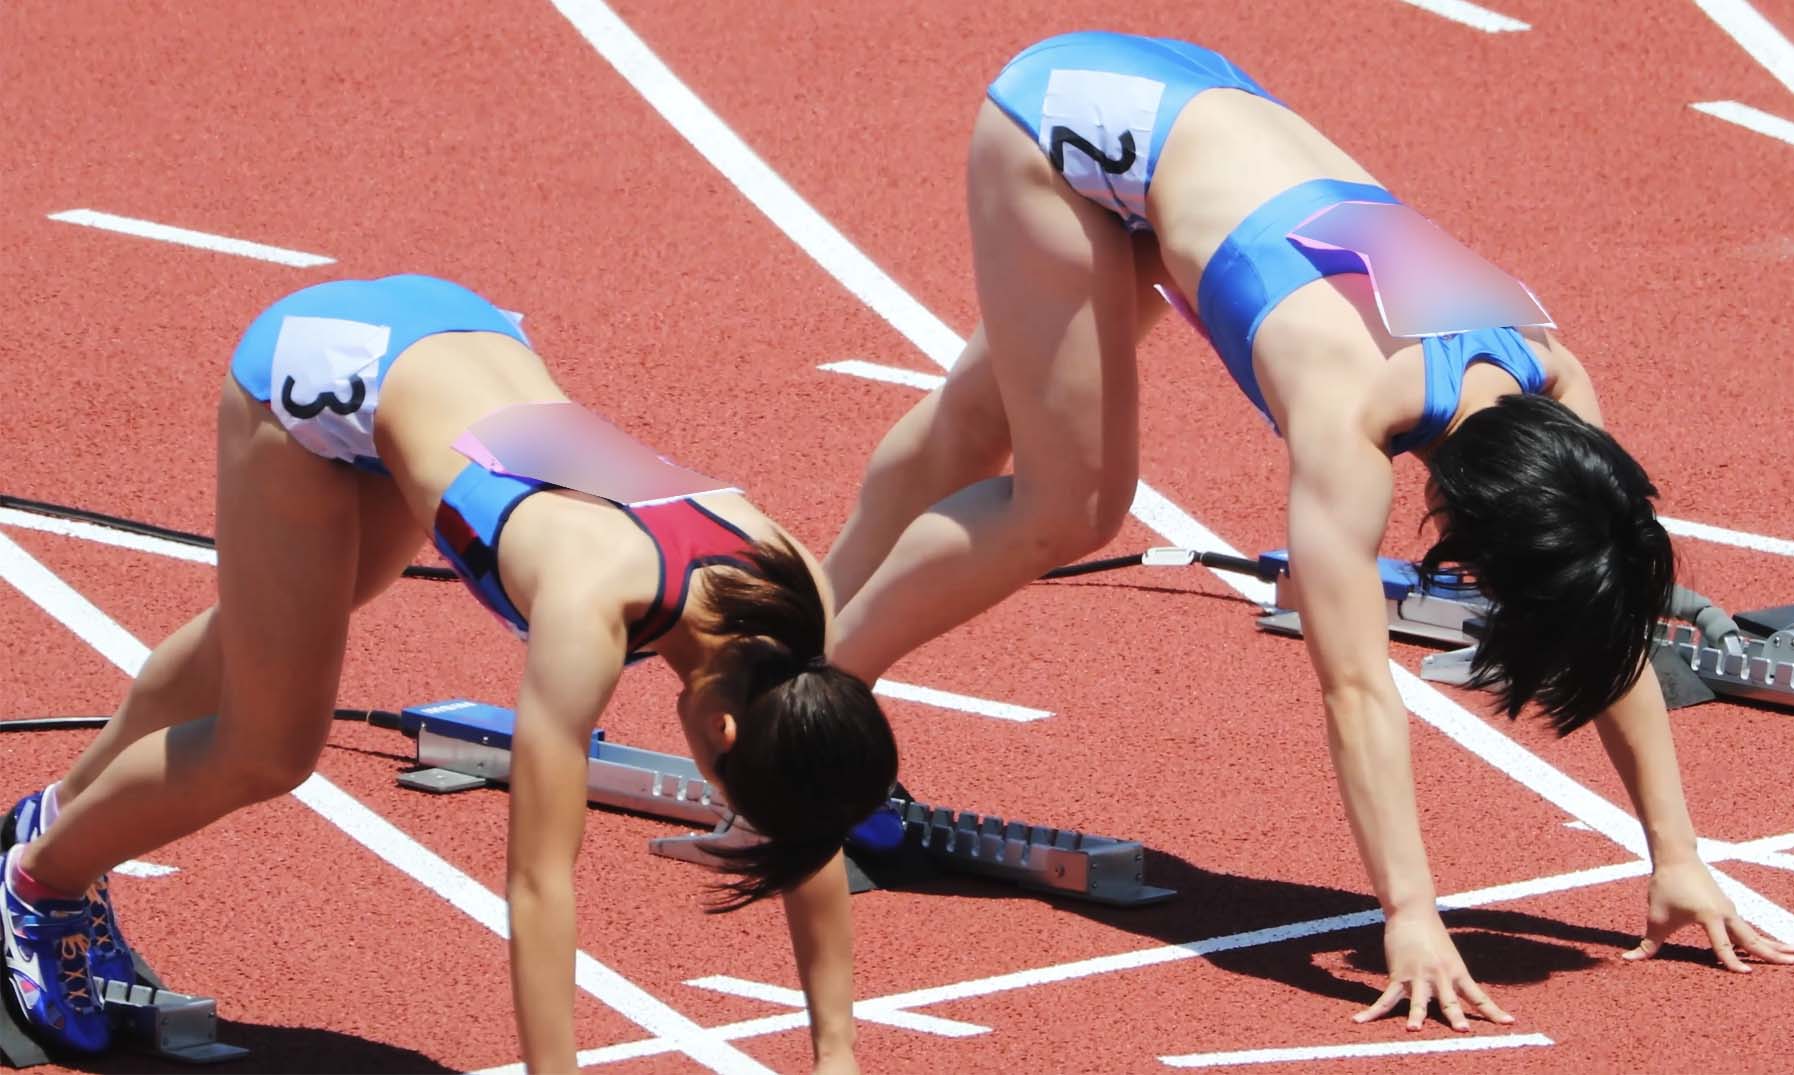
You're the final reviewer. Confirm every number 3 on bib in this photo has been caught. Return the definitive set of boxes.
[1039,68,1165,226]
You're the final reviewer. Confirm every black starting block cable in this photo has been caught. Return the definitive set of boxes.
[6,492,1275,587]
[1040,548,1279,582]
[0,708,413,736]
[0,494,457,582]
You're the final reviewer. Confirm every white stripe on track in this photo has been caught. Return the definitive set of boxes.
[872,678,1051,721]
[47,209,334,268]
[1160,1032,1555,1068]
[0,529,769,1075]
[1390,0,1531,33]
[1660,514,1794,557]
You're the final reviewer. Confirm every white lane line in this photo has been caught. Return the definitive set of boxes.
[1160,1032,1555,1068]
[1391,0,1531,33]
[1692,100,1794,146]
[0,530,769,1075]
[46,209,334,268]
[113,859,179,878]
[554,0,1794,957]
[818,359,944,391]
[873,678,1051,722]
[1661,514,1794,557]
[0,507,218,565]
[685,975,990,1037]
[545,0,963,368]
[1,507,1043,722]
[1695,0,1794,97]
[545,857,1659,1065]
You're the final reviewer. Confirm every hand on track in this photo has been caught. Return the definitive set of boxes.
[1354,907,1514,1032]
[1625,860,1794,972]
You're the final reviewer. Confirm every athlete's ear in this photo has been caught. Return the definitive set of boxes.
[714,710,738,754]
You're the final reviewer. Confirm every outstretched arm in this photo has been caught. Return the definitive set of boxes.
[1594,671,1794,968]
[1285,416,1511,1031]
[509,587,627,1074]
[782,852,859,1073]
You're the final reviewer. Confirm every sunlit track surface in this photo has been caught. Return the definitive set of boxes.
[2,1,1793,1073]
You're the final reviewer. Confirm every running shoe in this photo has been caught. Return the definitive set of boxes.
[5,791,137,987]
[1,845,111,1054]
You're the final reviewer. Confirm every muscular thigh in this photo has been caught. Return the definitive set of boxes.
[211,379,362,760]
[967,100,1141,505]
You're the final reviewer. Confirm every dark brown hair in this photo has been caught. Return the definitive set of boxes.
[693,535,898,909]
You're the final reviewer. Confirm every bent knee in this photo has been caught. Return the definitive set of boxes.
[216,740,324,803]
[1015,485,1134,566]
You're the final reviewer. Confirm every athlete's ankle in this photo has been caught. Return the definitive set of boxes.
[5,845,83,904]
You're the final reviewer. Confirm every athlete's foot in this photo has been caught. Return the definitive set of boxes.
[1,846,112,1054]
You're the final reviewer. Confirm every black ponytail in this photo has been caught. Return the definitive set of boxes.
[694,536,899,910]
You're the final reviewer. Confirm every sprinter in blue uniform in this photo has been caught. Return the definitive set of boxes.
[2,274,892,1074]
[823,32,1792,1031]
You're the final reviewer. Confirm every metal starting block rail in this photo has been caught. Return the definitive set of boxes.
[398,699,1176,907]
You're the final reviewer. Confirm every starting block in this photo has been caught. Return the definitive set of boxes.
[1251,549,1488,647]
[398,700,1176,907]
[92,978,249,1064]
[1225,548,1794,712]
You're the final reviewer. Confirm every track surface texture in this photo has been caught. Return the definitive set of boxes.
[3,1,1793,1073]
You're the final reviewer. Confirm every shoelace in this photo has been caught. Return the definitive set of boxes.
[18,909,100,1012]
[85,878,121,953]
[56,932,96,1005]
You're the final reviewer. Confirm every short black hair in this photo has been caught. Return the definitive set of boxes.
[1421,394,1675,734]
[692,536,899,909]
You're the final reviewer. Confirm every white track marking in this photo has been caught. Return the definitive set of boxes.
[685,975,990,1037]
[1160,1032,1554,1068]
[1690,0,1794,146]
[0,507,218,565]
[46,209,333,268]
[554,0,1794,979]
[872,678,1051,721]
[544,0,962,368]
[819,359,944,391]
[1692,100,1794,146]
[460,831,1794,1068]
[1695,0,1794,96]
[1391,0,1531,33]
[0,532,769,1075]
[1660,514,1794,557]
[112,859,178,878]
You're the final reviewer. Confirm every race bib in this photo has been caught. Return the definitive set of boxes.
[269,315,390,463]
[1039,68,1165,224]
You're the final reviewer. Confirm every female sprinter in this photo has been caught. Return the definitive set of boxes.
[821,32,1792,1031]
[1,273,894,1072]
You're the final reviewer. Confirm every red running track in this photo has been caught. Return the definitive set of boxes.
[2,1,1793,1072]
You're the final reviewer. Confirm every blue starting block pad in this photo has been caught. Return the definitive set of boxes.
[1251,548,1487,646]
[397,699,1175,906]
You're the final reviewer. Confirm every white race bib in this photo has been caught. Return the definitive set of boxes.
[1039,68,1165,224]
[269,315,390,463]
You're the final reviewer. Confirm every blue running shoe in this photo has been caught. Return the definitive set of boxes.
[5,791,138,988]
[1,846,111,1054]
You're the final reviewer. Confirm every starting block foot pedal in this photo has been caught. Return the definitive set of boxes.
[97,978,249,1064]
[397,767,490,794]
